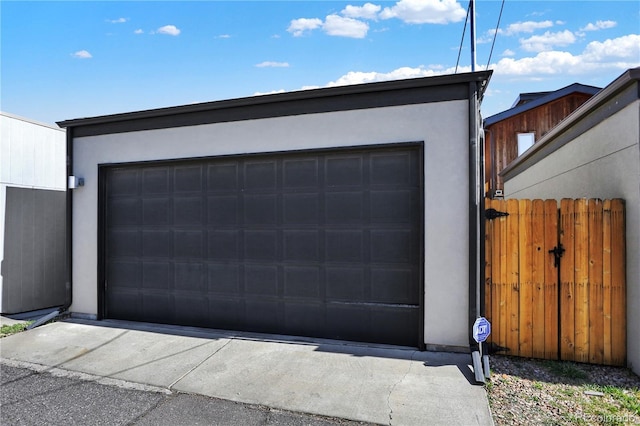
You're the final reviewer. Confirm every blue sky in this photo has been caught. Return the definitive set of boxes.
[2,0,639,125]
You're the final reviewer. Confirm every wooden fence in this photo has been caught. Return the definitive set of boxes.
[484,198,626,366]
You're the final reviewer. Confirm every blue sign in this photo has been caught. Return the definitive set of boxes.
[473,317,491,343]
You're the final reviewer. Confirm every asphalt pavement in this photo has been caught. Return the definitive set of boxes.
[0,318,494,425]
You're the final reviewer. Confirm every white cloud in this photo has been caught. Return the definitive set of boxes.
[323,14,369,38]
[327,66,447,87]
[134,29,144,35]
[519,30,576,52]
[341,3,381,20]
[582,34,640,61]
[71,50,92,59]
[287,18,323,36]
[216,34,231,39]
[107,17,128,24]
[502,49,516,57]
[580,20,617,32]
[499,20,554,36]
[491,34,640,76]
[254,89,286,96]
[157,25,181,36]
[380,0,466,25]
[255,61,290,68]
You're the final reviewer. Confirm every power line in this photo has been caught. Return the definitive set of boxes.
[486,0,506,70]
[455,1,471,74]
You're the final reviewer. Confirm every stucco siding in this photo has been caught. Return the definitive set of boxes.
[71,100,472,349]
[504,101,640,373]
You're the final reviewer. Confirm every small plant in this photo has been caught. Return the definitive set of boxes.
[0,322,31,337]
[542,360,589,381]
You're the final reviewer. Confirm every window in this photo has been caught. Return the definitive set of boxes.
[517,132,535,156]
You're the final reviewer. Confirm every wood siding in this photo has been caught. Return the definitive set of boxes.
[484,93,594,195]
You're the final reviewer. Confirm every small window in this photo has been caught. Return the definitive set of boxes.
[517,132,535,156]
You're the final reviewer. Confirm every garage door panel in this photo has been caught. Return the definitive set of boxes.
[208,163,239,191]
[143,168,170,194]
[245,300,280,332]
[173,230,204,259]
[371,268,417,304]
[245,161,276,190]
[325,230,364,262]
[174,295,209,326]
[108,260,141,289]
[284,303,324,335]
[109,198,140,226]
[208,195,238,225]
[283,193,319,224]
[142,230,170,258]
[174,262,205,291]
[326,267,365,301]
[109,230,140,257]
[208,230,240,260]
[284,230,319,262]
[142,261,170,290]
[244,194,277,225]
[244,230,278,260]
[283,158,319,188]
[370,230,415,263]
[245,265,278,295]
[143,198,170,225]
[325,156,363,186]
[207,264,240,294]
[174,166,203,192]
[284,266,321,298]
[174,197,203,225]
[105,145,422,347]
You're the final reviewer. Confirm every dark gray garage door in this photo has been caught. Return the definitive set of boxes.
[103,145,422,346]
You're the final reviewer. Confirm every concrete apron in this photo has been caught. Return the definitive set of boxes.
[0,320,493,426]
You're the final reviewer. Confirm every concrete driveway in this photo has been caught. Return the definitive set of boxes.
[0,319,493,425]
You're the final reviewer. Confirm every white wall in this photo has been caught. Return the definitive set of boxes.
[0,112,66,311]
[72,101,472,349]
[505,101,640,373]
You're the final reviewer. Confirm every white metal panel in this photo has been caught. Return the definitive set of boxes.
[0,112,66,190]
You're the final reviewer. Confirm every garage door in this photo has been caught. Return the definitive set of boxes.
[102,145,423,346]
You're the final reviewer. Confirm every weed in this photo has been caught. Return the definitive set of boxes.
[542,360,589,381]
[0,322,32,337]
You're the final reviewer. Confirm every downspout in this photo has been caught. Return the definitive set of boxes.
[28,125,74,330]
[468,79,485,383]
[63,125,74,314]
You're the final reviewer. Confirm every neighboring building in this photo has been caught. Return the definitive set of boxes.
[483,83,601,197]
[501,67,640,374]
[0,112,67,314]
[57,71,492,351]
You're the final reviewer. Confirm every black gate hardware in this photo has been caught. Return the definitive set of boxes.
[485,208,509,220]
[549,244,565,268]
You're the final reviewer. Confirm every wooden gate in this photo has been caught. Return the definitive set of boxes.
[484,198,626,366]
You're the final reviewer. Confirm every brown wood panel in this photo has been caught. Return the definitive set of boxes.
[497,199,509,351]
[484,198,494,344]
[531,199,546,359]
[518,199,534,358]
[559,199,576,361]
[485,197,625,366]
[588,199,604,364]
[543,199,559,360]
[506,199,520,355]
[610,199,626,366]
[573,199,590,363]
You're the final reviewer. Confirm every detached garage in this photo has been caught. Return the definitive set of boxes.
[58,71,491,351]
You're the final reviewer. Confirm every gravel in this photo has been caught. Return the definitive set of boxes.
[486,355,640,425]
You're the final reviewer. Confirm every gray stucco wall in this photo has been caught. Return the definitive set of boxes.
[71,101,473,350]
[504,101,640,374]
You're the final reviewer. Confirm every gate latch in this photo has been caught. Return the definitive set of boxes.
[549,244,565,268]
[485,208,509,220]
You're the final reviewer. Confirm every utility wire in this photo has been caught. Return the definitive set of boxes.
[455,1,471,73]
[486,0,506,69]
